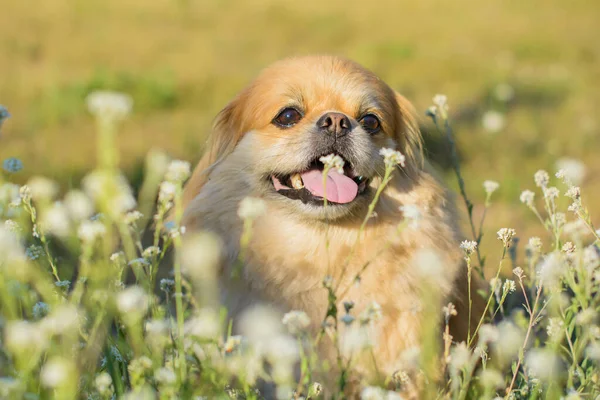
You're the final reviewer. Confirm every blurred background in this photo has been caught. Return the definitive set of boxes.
[1,0,599,259]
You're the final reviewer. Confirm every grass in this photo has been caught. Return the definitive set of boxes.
[1,0,599,253]
[0,0,599,397]
[1,96,599,399]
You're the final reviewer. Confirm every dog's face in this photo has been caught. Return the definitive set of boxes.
[206,56,421,220]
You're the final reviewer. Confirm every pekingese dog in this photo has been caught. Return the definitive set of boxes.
[180,55,484,396]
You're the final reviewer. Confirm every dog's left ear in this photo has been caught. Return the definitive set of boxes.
[394,92,424,169]
[181,94,246,210]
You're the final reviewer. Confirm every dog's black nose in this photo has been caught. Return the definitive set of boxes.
[316,112,351,138]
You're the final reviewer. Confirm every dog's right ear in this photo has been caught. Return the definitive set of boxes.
[181,94,246,209]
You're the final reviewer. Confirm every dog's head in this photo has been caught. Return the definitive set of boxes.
[185,56,423,221]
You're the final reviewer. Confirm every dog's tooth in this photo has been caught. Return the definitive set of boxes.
[290,173,304,189]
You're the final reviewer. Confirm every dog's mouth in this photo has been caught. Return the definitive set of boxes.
[270,155,369,205]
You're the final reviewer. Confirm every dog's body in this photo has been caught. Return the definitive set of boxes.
[180,55,483,392]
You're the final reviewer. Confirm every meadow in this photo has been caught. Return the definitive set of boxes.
[1,0,599,398]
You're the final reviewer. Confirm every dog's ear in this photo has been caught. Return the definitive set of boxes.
[181,96,245,209]
[394,92,424,169]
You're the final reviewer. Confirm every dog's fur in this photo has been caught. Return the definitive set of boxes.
[179,55,484,393]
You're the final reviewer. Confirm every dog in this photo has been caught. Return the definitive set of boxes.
[179,55,484,396]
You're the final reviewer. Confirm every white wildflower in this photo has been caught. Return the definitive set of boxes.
[94,372,113,396]
[77,220,106,243]
[184,308,221,339]
[483,180,500,195]
[165,160,191,183]
[341,326,372,356]
[282,310,311,335]
[5,321,47,353]
[585,342,600,361]
[513,266,525,279]
[561,242,576,254]
[41,305,80,336]
[449,342,471,371]
[537,252,563,287]
[527,237,543,252]
[86,90,133,121]
[432,94,449,118]
[142,246,161,258]
[379,148,406,168]
[165,221,186,238]
[319,153,345,174]
[478,324,499,345]
[263,334,300,366]
[128,356,152,375]
[479,369,504,389]
[563,220,587,238]
[145,319,170,336]
[223,335,243,353]
[482,111,505,133]
[155,367,177,385]
[116,286,149,317]
[40,358,72,388]
[564,186,580,200]
[361,386,403,400]
[575,309,597,326]
[180,232,221,283]
[237,196,267,220]
[40,202,71,237]
[110,251,125,264]
[497,228,516,247]
[83,171,136,216]
[583,246,599,270]
[543,186,560,200]
[460,240,477,256]
[4,219,20,234]
[502,279,516,294]
[64,190,94,221]
[546,318,564,341]
[443,303,458,320]
[525,349,564,381]
[310,382,323,397]
[18,186,31,205]
[551,212,566,229]
[360,301,383,324]
[124,210,143,225]
[27,176,59,201]
[534,170,549,188]
[555,158,586,185]
[158,181,177,204]
[494,322,524,364]
[520,190,535,207]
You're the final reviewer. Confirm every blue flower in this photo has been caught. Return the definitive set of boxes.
[0,105,10,133]
[0,105,10,121]
[2,158,23,173]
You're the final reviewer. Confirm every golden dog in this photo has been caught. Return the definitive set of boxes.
[180,55,483,395]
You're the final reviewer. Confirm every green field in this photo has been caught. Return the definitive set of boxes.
[2,0,599,255]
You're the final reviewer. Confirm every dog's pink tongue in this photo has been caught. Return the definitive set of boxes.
[301,169,358,204]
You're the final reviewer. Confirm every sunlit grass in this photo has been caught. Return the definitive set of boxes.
[1,91,599,399]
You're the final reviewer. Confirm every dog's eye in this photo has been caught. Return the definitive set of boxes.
[273,108,302,128]
[359,114,381,134]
